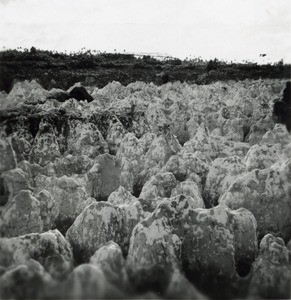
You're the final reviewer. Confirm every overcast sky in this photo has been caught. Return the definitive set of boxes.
[0,0,290,62]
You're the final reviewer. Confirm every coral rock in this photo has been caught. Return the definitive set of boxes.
[204,156,246,206]
[219,167,291,240]
[0,260,53,299]
[67,120,108,158]
[139,172,177,202]
[34,175,91,230]
[47,88,69,102]
[0,138,17,173]
[170,180,205,208]
[0,168,31,205]
[86,154,122,201]
[89,241,128,289]
[162,151,209,185]
[66,201,144,262]
[182,204,257,297]
[248,234,291,299]
[126,211,182,293]
[0,229,73,278]
[57,264,123,298]
[29,120,61,166]
[0,190,43,237]
[244,143,283,171]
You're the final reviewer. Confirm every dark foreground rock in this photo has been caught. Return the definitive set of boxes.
[248,234,291,299]
[68,83,94,102]
[0,229,73,278]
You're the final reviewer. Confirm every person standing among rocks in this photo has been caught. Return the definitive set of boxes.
[273,81,291,131]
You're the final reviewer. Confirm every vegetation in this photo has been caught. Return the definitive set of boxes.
[0,47,290,92]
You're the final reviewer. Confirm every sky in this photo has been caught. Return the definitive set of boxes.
[0,0,290,63]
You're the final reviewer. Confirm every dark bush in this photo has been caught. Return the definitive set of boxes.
[207,58,220,71]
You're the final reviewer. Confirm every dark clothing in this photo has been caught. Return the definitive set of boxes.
[273,81,291,131]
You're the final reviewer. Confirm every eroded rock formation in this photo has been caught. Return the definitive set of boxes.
[0,78,290,299]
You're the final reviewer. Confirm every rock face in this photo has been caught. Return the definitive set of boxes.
[182,204,258,297]
[0,260,53,299]
[66,202,121,262]
[66,121,108,158]
[47,88,69,102]
[0,78,290,299]
[28,119,61,166]
[261,123,291,146]
[142,133,181,181]
[116,132,145,187]
[66,201,144,262]
[0,230,73,278]
[0,190,44,237]
[86,154,122,201]
[243,143,283,171]
[139,172,177,201]
[89,241,128,290]
[48,154,94,177]
[248,234,291,299]
[56,264,123,299]
[106,118,128,153]
[34,175,93,231]
[126,208,182,293]
[5,80,49,108]
[162,151,209,185]
[219,167,291,241]
[170,181,205,209]
[182,123,217,158]
[0,168,31,205]
[107,185,137,206]
[164,269,206,299]
[204,156,246,206]
[0,138,17,173]
[126,198,257,297]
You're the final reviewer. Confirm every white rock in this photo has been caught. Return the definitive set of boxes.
[182,123,218,158]
[261,123,291,146]
[108,186,137,206]
[86,154,122,201]
[244,143,284,171]
[248,234,290,299]
[0,168,31,204]
[106,118,128,153]
[0,229,73,278]
[139,172,177,201]
[126,212,182,293]
[162,151,209,186]
[29,120,61,166]
[170,180,205,208]
[204,156,246,206]
[67,120,108,158]
[34,175,91,227]
[0,190,43,237]
[66,201,144,261]
[6,80,49,107]
[142,134,181,180]
[219,167,291,240]
[183,204,258,283]
[0,137,17,173]
[89,241,128,289]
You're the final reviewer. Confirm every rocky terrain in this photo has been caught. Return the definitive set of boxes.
[0,77,290,299]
